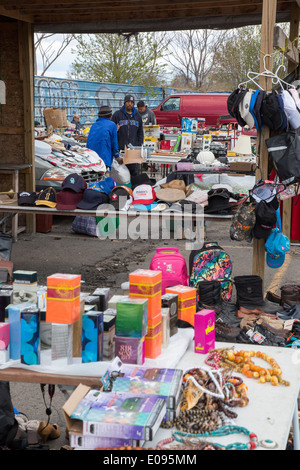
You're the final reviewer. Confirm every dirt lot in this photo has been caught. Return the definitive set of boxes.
[5,215,300,450]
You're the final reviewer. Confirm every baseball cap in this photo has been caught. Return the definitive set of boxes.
[18,191,37,206]
[266,229,290,269]
[109,186,133,210]
[239,90,255,129]
[62,173,87,193]
[132,184,156,205]
[35,187,57,208]
[56,189,84,210]
[252,200,277,240]
[124,94,135,104]
[88,177,116,194]
[77,189,109,210]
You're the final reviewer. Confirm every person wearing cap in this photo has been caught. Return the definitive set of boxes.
[71,114,84,132]
[87,106,122,168]
[111,95,144,176]
[137,100,156,125]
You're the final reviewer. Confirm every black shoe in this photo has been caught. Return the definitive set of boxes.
[266,291,281,304]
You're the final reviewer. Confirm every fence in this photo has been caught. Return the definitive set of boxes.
[34,76,180,125]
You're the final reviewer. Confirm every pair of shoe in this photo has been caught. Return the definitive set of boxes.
[37,421,61,444]
[278,304,300,321]
[280,284,300,307]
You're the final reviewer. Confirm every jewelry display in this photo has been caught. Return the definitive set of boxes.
[208,348,290,386]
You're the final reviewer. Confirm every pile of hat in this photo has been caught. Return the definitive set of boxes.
[227,87,300,131]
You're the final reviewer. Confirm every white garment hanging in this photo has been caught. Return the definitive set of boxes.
[282,90,300,129]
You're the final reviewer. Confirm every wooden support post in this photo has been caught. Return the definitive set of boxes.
[252,0,277,288]
[19,21,36,234]
[282,3,300,239]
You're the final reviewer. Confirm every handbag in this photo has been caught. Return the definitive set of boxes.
[265,130,300,186]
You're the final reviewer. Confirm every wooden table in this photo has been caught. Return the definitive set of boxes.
[0,164,32,241]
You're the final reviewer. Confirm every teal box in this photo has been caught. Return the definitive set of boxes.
[82,312,104,363]
[116,299,148,338]
[8,302,36,360]
[20,307,40,365]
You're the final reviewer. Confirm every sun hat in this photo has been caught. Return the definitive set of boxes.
[155,188,186,203]
[132,184,156,205]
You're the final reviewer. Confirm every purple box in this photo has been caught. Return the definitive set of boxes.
[114,336,145,365]
[194,309,215,354]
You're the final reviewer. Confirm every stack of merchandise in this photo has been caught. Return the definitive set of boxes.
[63,383,167,450]
[129,269,163,359]
[114,297,148,365]
[110,362,183,423]
[46,273,82,365]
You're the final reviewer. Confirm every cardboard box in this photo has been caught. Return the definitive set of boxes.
[229,161,256,172]
[20,307,40,365]
[43,107,68,128]
[82,312,104,363]
[129,269,161,319]
[116,298,148,338]
[165,285,196,326]
[123,146,145,165]
[194,309,215,354]
[114,336,145,365]
[46,273,81,324]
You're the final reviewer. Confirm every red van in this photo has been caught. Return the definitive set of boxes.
[152,93,232,128]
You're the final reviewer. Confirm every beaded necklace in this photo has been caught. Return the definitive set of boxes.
[208,348,290,387]
[157,425,277,451]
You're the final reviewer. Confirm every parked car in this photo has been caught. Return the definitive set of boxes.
[152,93,233,128]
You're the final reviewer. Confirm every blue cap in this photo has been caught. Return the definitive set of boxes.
[265,228,290,269]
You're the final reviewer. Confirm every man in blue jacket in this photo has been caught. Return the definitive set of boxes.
[112,95,144,176]
[87,106,122,168]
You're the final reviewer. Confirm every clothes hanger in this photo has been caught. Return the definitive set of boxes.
[238,54,296,91]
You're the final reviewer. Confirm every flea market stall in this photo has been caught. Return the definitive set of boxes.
[0,0,300,452]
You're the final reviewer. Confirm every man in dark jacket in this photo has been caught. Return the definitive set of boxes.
[87,106,122,168]
[137,100,157,125]
[112,95,144,176]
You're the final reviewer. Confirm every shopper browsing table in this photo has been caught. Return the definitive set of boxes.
[87,106,123,168]
[112,95,144,176]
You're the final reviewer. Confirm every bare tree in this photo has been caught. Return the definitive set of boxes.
[166,29,231,91]
[34,33,74,76]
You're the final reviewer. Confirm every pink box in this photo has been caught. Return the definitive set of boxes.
[194,309,215,354]
[0,322,9,350]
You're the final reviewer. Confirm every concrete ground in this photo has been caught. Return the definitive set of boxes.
[5,215,300,450]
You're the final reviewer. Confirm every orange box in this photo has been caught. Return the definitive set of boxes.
[144,311,162,359]
[46,273,81,324]
[129,269,161,319]
[166,285,196,326]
